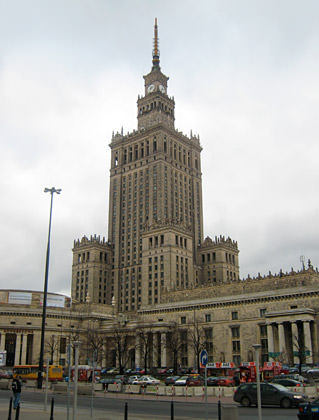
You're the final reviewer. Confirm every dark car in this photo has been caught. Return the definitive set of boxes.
[233,382,308,408]
[99,377,121,389]
[270,378,306,388]
[186,375,204,386]
[165,376,180,386]
[115,374,129,384]
[298,400,319,419]
[272,374,309,384]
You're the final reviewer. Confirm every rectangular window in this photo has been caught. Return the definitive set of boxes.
[232,311,238,320]
[181,316,186,324]
[205,314,211,322]
[231,327,240,338]
[232,341,240,352]
[60,337,67,354]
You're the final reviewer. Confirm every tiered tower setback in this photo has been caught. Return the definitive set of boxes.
[72,19,239,312]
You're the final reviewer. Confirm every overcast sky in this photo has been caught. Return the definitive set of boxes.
[1,0,318,297]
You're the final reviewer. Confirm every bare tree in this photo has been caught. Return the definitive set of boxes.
[165,323,187,374]
[188,319,209,372]
[45,335,59,364]
[136,325,154,374]
[112,323,131,374]
[293,325,310,375]
[82,321,105,366]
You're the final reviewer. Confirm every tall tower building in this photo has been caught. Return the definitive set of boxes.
[108,19,203,312]
[72,19,239,311]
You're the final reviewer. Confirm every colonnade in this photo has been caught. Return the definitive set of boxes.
[0,331,37,366]
[135,331,169,369]
[266,319,314,364]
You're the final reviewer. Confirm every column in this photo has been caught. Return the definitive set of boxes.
[267,324,274,360]
[21,334,27,365]
[278,323,286,358]
[152,333,158,368]
[291,322,299,364]
[103,340,107,367]
[0,332,5,351]
[160,332,167,367]
[303,321,313,364]
[14,334,21,366]
[135,335,141,369]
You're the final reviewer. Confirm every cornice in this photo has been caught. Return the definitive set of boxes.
[139,287,319,315]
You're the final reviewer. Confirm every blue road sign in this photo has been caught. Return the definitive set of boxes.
[200,349,208,366]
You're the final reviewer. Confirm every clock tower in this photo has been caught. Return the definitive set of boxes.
[137,18,175,130]
[107,18,203,312]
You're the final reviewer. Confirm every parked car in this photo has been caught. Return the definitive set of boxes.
[215,376,235,387]
[270,378,306,388]
[115,375,129,384]
[127,375,140,384]
[107,367,120,374]
[233,382,308,408]
[207,377,220,386]
[0,369,13,379]
[306,368,319,375]
[298,399,319,419]
[132,376,160,385]
[272,374,309,383]
[174,376,189,386]
[99,377,121,389]
[165,376,180,386]
[186,375,204,386]
[178,368,191,375]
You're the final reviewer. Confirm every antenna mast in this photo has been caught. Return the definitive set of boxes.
[152,18,160,67]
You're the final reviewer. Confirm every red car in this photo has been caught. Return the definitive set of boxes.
[215,376,235,387]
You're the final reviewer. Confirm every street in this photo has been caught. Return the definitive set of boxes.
[0,389,300,419]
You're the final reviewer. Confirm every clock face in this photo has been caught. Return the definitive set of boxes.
[159,84,165,94]
[147,84,155,93]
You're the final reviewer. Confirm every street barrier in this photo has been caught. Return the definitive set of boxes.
[124,384,140,394]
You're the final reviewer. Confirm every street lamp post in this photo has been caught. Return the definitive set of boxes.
[37,187,61,389]
[253,343,262,420]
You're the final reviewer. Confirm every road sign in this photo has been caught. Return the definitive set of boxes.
[200,349,208,366]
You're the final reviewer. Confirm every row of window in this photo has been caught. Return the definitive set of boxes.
[113,137,200,171]
[201,252,236,265]
[180,309,268,324]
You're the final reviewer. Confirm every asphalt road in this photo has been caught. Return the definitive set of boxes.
[0,389,300,419]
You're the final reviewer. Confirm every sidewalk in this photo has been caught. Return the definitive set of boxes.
[0,390,234,420]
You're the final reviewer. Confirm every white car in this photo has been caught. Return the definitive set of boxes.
[127,375,140,384]
[133,376,160,385]
[174,375,188,386]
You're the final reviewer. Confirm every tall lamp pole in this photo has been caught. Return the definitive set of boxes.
[37,187,61,389]
[253,343,262,420]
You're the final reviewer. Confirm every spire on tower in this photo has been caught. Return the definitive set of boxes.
[152,17,160,68]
